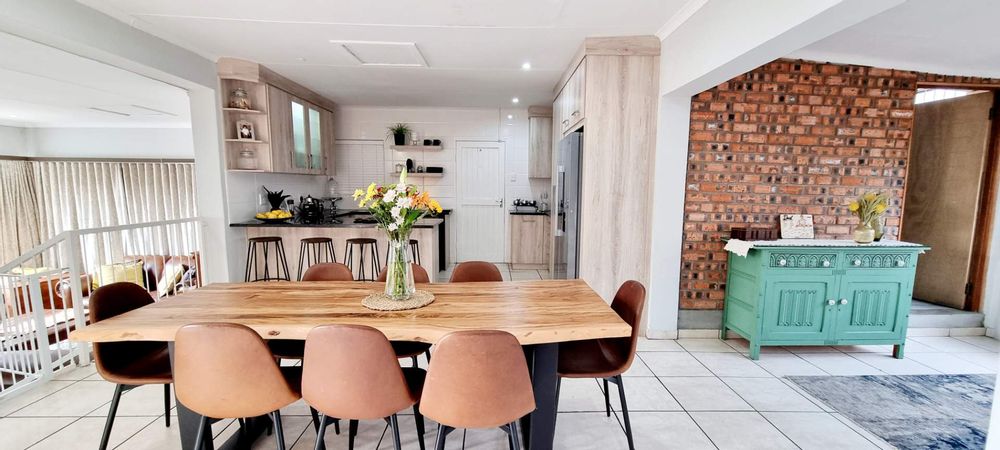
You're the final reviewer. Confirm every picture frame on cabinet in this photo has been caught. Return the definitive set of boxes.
[780,214,815,239]
[236,120,256,141]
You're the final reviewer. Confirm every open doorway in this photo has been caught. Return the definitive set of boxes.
[901,87,1000,313]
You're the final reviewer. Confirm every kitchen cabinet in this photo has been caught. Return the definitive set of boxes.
[528,108,552,178]
[721,241,928,360]
[510,214,550,269]
[270,85,331,175]
[555,60,586,135]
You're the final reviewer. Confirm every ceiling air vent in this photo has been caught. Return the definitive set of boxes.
[330,40,428,67]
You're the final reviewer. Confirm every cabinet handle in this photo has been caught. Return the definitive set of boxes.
[839,299,848,305]
[777,259,787,266]
[572,110,580,116]
[827,299,836,306]
[822,260,830,267]
[853,259,862,266]
[562,119,569,125]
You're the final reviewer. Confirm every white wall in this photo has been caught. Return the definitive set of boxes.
[27,127,194,159]
[331,105,550,264]
[0,124,31,156]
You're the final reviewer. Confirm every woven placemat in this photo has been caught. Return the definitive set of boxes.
[361,290,435,311]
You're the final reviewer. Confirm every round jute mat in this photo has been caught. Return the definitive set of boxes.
[361,290,435,311]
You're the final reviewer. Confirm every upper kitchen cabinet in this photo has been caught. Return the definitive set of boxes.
[528,106,553,178]
[218,58,336,175]
[554,60,586,134]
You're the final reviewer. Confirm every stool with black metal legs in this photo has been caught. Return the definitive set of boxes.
[344,238,380,281]
[245,236,291,282]
[297,237,337,280]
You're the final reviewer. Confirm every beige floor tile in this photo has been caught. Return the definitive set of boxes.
[252,416,312,450]
[12,380,116,417]
[829,413,895,450]
[762,412,880,450]
[783,345,843,354]
[848,353,941,375]
[636,338,684,352]
[796,353,884,376]
[554,412,629,450]
[724,338,790,355]
[910,336,993,353]
[30,416,155,449]
[641,352,712,377]
[0,416,75,449]
[0,380,76,416]
[691,352,774,378]
[907,352,995,374]
[690,411,797,450]
[622,357,653,377]
[953,352,1000,371]
[753,353,827,377]
[659,377,752,411]
[509,270,542,281]
[556,378,605,412]
[51,364,96,381]
[955,335,1000,352]
[87,383,175,417]
[677,338,737,353]
[607,377,682,412]
[721,377,822,412]
[116,416,182,450]
[627,412,715,449]
[292,415,438,450]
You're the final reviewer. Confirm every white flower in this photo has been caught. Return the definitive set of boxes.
[391,206,401,218]
[396,197,412,208]
[383,189,397,202]
[388,223,398,231]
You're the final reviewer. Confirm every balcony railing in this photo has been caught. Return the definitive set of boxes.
[0,218,202,398]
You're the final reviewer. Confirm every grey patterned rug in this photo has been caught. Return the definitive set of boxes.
[789,375,994,450]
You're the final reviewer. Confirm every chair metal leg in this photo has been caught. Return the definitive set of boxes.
[434,424,454,450]
[245,242,254,282]
[277,241,291,281]
[425,350,431,363]
[603,378,611,417]
[413,404,426,450]
[508,421,522,450]
[272,410,286,450]
[193,415,210,450]
[297,241,307,280]
[164,384,171,427]
[611,375,635,450]
[411,355,419,368]
[348,419,359,450]
[309,407,320,432]
[313,414,328,450]
[99,384,126,450]
[389,414,403,450]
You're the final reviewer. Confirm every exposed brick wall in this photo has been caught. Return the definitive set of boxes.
[681,59,1000,310]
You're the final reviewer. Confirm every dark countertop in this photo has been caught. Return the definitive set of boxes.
[231,209,449,229]
[509,209,550,216]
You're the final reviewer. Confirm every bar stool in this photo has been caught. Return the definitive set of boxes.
[245,236,290,282]
[297,237,337,281]
[385,239,422,266]
[344,238,380,281]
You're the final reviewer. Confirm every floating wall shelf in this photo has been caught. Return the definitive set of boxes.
[391,145,443,151]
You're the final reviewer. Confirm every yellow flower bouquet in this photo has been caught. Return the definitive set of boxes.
[848,191,889,243]
[353,170,442,300]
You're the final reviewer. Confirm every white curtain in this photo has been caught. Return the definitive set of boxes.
[0,160,42,264]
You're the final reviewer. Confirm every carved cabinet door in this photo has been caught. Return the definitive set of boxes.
[760,275,837,342]
[832,275,909,341]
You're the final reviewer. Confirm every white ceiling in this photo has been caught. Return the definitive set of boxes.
[0,32,191,128]
[790,0,1000,79]
[76,0,687,107]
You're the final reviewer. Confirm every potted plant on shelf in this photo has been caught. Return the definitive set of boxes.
[354,170,442,300]
[387,123,411,146]
[848,191,889,243]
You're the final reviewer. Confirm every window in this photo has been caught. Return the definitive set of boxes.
[915,88,986,104]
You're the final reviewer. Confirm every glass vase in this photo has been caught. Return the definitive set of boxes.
[384,233,415,300]
[872,217,885,241]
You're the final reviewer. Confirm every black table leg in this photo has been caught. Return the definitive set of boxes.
[521,343,559,450]
[168,343,271,450]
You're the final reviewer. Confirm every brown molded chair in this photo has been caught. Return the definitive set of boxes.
[557,280,646,450]
[90,282,172,450]
[270,263,354,360]
[449,261,503,282]
[174,323,302,450]
[301,263,354,282]
[420,330,535,450]
[377,264,433,367]
[303,324,426,450]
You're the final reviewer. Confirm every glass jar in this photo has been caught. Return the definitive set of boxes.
[229,88,251,110]
[384,231,416,300]
[237,148,257,170]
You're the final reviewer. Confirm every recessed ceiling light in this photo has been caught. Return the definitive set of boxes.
[511,97,519,104]
[521,62,531,70]
[507,114,514,120]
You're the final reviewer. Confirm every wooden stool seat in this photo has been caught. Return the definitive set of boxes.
[245,236,290,282]
[249,236,282,243]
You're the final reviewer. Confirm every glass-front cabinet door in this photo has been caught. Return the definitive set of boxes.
[290,100,309,171]
[308,107,323,172]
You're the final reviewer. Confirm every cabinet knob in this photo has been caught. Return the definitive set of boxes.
[896,259,905,267]
[822,260,830,267]
[853,259,862,266]
[839,299,848,305]
[778,259,787,266]
[827,299,836,306]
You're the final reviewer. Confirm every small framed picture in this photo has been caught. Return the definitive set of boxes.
[780,214,815,239]
[236,120,256,141]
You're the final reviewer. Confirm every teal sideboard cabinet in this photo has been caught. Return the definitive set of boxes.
[721,239,929,360]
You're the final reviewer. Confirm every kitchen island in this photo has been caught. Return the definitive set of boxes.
[231,210,446,281]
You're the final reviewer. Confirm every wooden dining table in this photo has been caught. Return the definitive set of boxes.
[70,279,631,450]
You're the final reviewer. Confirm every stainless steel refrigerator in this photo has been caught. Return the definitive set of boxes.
[553,131,582,279]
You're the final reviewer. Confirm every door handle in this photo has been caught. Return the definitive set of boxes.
[827,299,836,306]
[839,299,848,305]
[498,198,504,207]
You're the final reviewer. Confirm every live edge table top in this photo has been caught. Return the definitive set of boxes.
[69,279,631,345]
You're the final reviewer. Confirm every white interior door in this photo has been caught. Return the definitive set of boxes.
[456,141,505,262]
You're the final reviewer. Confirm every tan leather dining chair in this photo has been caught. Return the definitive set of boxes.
[174,323,302,450]
[303,324,426,450]
[420,330,535,450]
[449,261,503,282]
[557,280,646,450]
[376,263,433,367]
[301,262,354,281]
[90,282,173,450]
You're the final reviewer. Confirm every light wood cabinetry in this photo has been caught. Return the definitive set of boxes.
[219,58,336,175]
[548,36,660,302]
[511,214,551,269]
[528,106,553,179]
